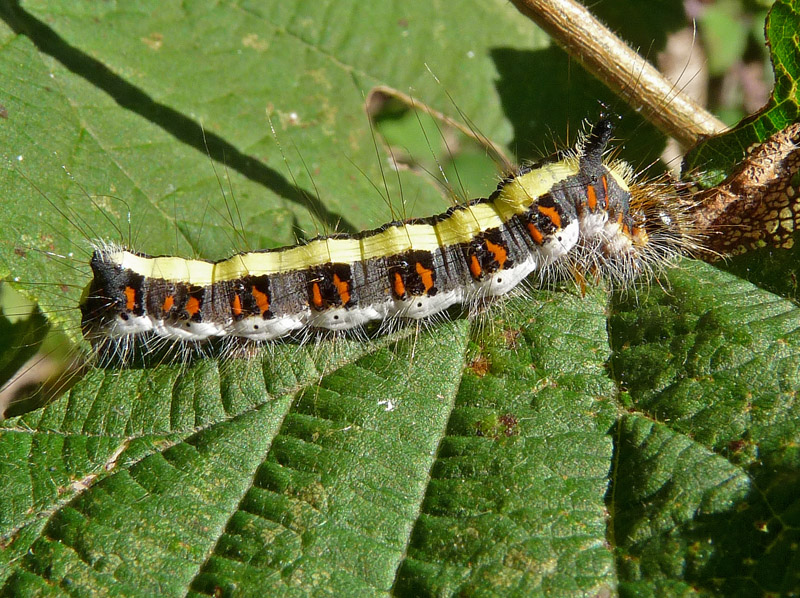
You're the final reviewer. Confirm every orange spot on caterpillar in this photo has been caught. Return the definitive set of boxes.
[415,262,434,293]
[333,273,350,305]
[231,294,242,317]
[469,254,482,279]
[485,239,507,268]
[252,286,269,314]
[393,272,406,298]
[185,296,200,317]
[527,223,544,245]
[124,286,136,311]
[311,281,324,309]
[161,295,174,314]
[601,175,608,208]
[538,205,562,229]
[586,184,597,210]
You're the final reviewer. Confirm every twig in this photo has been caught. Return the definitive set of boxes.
[509,0,727,148]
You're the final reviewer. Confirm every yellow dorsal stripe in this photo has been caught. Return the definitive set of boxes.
[497,158,579,211]
[108,159,613,286]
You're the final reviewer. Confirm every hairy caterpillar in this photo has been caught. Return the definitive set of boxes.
[78,118,697,363]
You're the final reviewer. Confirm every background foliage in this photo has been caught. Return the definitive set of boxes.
[0,0,798,596]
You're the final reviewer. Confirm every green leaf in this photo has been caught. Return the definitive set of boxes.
[0,1,798,597]
[610,261,800,597]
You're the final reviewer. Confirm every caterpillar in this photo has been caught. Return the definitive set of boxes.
[78,118,697,362]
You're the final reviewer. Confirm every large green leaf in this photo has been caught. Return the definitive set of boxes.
[0,0,798,596]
